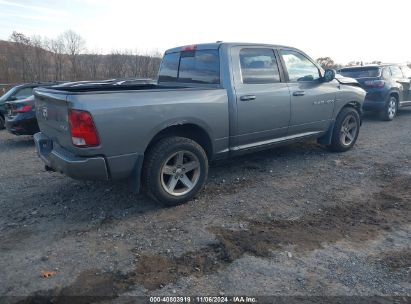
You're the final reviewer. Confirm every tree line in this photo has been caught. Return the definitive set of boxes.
[0,30,161,84]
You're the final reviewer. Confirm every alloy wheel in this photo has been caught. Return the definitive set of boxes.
[387,97,397,120]
[160,150,201,196]
[340,114,358,146]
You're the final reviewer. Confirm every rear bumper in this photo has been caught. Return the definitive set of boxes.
[363,99,385,111]
[5,115,39,135]
[362,89,387,111]
[34,132,109,180]
[34,133,144,191]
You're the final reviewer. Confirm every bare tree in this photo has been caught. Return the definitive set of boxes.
[0,54,11,82]
[46,36,66,81]
[9,31,33,81]
[62,30,85,79]
[1,30,161,83]
[347,61,363,67]
[106,50,130,78]
[316,57,341,70]
[30,35,49,81]
[82,51,101,80]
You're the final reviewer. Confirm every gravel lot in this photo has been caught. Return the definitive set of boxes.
[0,110,410,302]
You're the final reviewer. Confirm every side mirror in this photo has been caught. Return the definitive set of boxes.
[9,95,17,101]
[323,69,336,82]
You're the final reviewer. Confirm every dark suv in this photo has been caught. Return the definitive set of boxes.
[338,64,411,120]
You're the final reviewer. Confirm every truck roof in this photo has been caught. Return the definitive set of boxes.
[339,63,406,70]
[165,42,297,54]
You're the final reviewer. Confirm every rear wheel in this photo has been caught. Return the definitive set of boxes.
[327,107,360,152]
[142,136,208,206]
[0,115,5,130]
[380,95,398,121]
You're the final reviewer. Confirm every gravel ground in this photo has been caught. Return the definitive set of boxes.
[0,110,410,303]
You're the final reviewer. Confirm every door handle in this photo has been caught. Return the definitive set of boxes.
[293,91,306,96]
[240,95,256,101]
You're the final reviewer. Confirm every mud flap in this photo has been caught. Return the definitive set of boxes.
[317,120,335,145]
[129,155,144,193]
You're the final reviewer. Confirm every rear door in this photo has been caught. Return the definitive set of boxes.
[231,46,291,149]
[399,66,411,103]
[279,49,337,136]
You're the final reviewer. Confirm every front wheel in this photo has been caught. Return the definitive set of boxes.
[380,95,398,121]
[142,137,208,206]
[327,107,361,152]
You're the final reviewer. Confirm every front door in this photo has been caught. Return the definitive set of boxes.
[231,46,291,149]
[390,65,410,103]
[279,49,337,135]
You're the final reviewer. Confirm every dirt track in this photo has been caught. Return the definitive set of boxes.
[0,110,410,302]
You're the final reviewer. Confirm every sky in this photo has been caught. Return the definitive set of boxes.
[0,0,410,64]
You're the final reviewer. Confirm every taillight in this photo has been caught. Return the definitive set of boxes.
[68,109,100,147]
[364,80,385,88]
[14,105,33,113]
[181,44,197,51]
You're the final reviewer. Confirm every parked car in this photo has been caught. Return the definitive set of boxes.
[4,82,64,135]
[338,64,411,120]
[0,83,37,130]
[33,42,366,205]
[5,96,39,135]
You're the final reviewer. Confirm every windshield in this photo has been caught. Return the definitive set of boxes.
[0,87,17,102]
[339,67,381,78]
[158,49,220,84]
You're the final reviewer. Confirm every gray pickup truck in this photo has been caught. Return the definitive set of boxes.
[34,42,366,205]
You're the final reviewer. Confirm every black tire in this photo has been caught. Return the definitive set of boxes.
[380,95,398,121]
[142,136,208,206]
[0,115,5,130]
[327,107,360,152]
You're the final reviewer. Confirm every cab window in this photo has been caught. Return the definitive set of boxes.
[239,48,281,84]
[280,50,320,82]
[158,50,220,84]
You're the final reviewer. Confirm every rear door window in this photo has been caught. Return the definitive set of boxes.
[280,50,320,82]
[239,48,281,84]
[390,66,404,78]
[14,87,33,99]
[158,50,220,84]
[382,68,391,79]
[400,66,411,78]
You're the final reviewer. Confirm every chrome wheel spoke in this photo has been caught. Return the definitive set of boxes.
[175,152,184,166]
[346,132,354,141]
[180,174,194,189]
[347,122,357,130]
[167,177,179,192]
[162,165,175,175]
[184,161,199,172]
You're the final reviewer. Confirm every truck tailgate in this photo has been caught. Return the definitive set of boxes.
[34,90,73,150]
